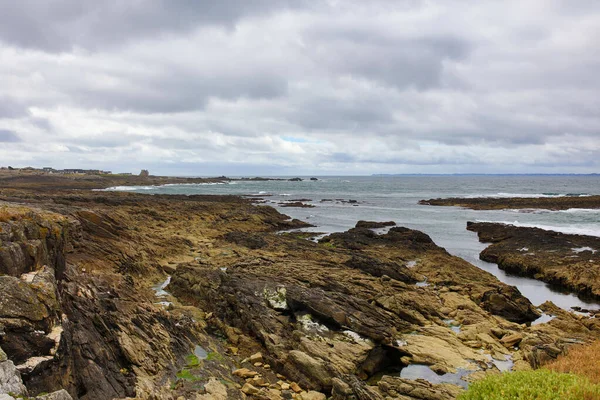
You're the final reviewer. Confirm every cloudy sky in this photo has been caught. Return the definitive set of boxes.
[0,1,599,175]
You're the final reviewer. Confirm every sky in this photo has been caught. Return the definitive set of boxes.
[0,0,599,176]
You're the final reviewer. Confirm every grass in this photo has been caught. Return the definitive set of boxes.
[176,369,201,381]
[185,354,200,367]
[206,351,223,361]
[458,370,600,400]
[546,340,600,384]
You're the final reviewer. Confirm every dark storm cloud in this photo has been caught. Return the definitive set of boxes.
[0,129,21,142]
[0,0,311,52]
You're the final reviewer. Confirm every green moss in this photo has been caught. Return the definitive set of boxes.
[206,351,223,361]
[186,353,200,367]
[176,369,201,381]
[459,370,600,400]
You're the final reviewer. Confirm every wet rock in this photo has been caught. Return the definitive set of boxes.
[468,222,600,299]
[279,202,315,208]
[480,287,541,324]
[421,195,600,210]
[355,221,396,229]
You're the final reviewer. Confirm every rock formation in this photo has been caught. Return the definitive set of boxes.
[467,221,600,299]
[0,184,599,399]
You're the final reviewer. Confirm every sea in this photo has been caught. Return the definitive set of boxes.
[106,175,600,312]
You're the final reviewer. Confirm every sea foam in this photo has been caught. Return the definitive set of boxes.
[475,220,600,238]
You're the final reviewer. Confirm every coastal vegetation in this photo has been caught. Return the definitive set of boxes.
[459,370,600,400]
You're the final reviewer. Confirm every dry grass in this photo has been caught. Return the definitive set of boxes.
[546,340,600,384]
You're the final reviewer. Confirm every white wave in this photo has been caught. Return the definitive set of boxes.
[258,191,268,195]
[475,220,600,238]
[466,192,590,199]
[506,208,600,215]
[572,247,597,254]
[279,193,291,196]
[97,186,156,191]
[161,182,225,187]
[98,182,227,191]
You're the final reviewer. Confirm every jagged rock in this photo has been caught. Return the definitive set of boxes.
[290,382,302,393]
[233,368,259,379]
[422,196,600,211]
[377,375,463,400]
[297,391,327,400]
[0,358,27,396]
[501,332,524,348]
[241,382,260,395]
[468,222,600,299]
[36,390,73,400]
[331,378,353,398]
[355,221,396,229]
[249,352,263,363]
[196,377,228,400]
[224,231,267,249]
[288,351,332,389]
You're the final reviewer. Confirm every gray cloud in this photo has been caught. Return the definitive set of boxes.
[0,129,21,142]
[0,0,311,52]
[0,97,28,119]
[0,1,599,174]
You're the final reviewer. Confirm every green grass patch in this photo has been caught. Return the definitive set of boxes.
[459,369,600,400]
[186,353,200,367]
[176,369,201,381]
[206,351,224,361]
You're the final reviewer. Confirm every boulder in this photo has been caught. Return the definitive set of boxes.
[297,391,327,400]
[0,359,27,396]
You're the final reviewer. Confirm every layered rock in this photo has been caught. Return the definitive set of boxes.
[467,222,600,299]
[1,185,600,399]
[419,195,600,210]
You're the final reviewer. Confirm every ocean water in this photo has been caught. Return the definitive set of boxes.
[107,175,600,311]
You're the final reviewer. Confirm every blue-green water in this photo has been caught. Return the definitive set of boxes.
[106,175,600,311]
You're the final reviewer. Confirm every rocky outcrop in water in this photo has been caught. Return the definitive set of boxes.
[419,195,600,210]
[467,221,600,299]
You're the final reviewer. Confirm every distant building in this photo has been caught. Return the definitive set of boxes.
[60,169,112,175]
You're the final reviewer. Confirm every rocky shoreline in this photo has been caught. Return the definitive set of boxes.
[0,170,315,192]
[467,222,600,302]
[419,195,600,210]
[1,181,600,399]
